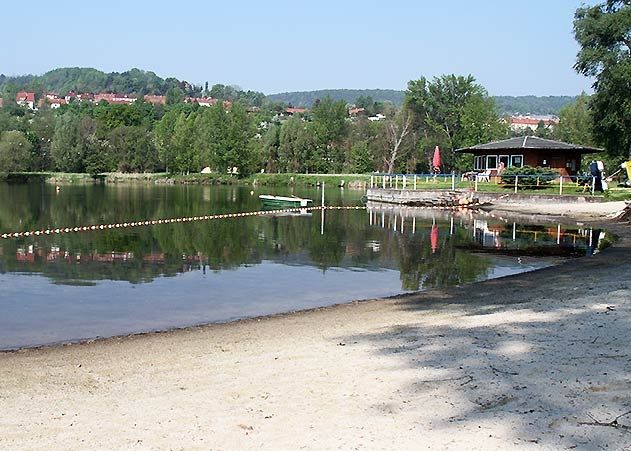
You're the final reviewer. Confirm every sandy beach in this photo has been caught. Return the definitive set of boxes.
[1,201,630,450]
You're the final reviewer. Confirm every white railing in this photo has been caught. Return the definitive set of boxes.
[369,173,600,196]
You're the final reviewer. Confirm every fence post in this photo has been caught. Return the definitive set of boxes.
[414,175,417,190]
[514,175,519,194]
[382,175,386,189]
[403,175,407,189]
[395,175,398,190]
[370,175,374,189]
[591,176,596,195]
[474,175,479,192]
[559,176,563,195]
[451,172,455,190]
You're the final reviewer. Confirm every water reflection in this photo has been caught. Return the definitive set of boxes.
[0,183,612,349]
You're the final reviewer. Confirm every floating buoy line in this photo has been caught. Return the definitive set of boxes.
[0,204,497,240]
[0,206,366,240]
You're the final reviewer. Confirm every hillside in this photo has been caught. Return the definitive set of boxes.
[493,95,578,115]
[0,67,196,96]
[0,67,579,115]
[267,90,578,115]
[266,89,405,108]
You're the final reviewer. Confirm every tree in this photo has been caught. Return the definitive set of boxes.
[535,120,550,138]
[154,110,179,171]
[405,74,503,171]
[260,124,281,173]
[553,93,595,146]
[382,110,414,174]
[574,1,631,157]
[349,141,375,173]
[278,116,310,172]
[50,113,83,172]
[165,87,184,105]
[0,131,32,172]
[311,97,348,172]
[170,112,197,174]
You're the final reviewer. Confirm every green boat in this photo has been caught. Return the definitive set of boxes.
[259,194,313,208]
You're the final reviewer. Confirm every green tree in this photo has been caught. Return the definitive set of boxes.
[278,116,314,172]
[260,124,281,173]
[349,141,375,173]
[574,1,631,157]
[170,112,198,174]
[165,87,184,105]
[154,110,179,171]
[50,113,83,172]
[406,74,501,171]
[0,131,32,172]
[311,97,348,172]
[108,126,158,172]
[554,93,595,146]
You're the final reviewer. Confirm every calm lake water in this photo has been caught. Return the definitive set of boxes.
[0,182,609,350]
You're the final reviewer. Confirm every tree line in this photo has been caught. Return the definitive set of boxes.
[0,73,611,176]
[0,73,516,175]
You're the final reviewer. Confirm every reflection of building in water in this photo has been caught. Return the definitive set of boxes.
[367,203,607,256]
[7,243,207,269]
[473,219,501,248]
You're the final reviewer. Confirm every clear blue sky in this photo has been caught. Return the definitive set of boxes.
[1,0,598,96]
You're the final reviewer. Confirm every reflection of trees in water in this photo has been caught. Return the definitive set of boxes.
[395,227,490,291]
[0,183,603,288]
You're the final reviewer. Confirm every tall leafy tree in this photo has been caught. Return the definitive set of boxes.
[553,93,595,146]
[574,1,631,157]
[406,74,503,171]
[50,113,83,172]
[0,131,32,172]
[311,97,348,172]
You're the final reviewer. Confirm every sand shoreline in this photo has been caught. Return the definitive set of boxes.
[1,203,630,449]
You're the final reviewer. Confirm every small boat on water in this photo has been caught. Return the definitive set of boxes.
[259,194,313,208]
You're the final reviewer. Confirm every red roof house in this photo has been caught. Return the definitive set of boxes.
[16,91,36,109]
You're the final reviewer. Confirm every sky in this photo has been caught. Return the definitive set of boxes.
[0,0,599,96]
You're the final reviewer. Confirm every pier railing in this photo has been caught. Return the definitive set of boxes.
[370,173,601,196]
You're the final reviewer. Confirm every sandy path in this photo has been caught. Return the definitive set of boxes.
[1,214,630,450]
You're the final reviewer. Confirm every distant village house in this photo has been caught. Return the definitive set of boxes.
[509,115,559,133]
[16,91,36,109]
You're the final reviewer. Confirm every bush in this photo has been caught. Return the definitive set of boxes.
[500,165,557,189]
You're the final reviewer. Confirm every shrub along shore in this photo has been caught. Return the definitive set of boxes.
[0,171,372,188]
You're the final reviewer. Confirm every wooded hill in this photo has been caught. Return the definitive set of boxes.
[1,67,579,115]
[266,89,406,109]
[267,90,578,115]
[0,68,201,96]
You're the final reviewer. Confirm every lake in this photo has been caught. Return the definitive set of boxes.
[0,182,608,350]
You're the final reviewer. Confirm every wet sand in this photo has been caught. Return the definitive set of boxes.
[1,202,630,450]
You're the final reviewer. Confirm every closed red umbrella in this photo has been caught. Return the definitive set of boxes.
[432,145,441,173]
[430,224,439,253]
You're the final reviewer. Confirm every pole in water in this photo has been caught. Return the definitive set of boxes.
[321,181,325,206]
[321,181,325,235]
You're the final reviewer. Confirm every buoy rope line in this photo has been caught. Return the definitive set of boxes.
[0,206,366,240]
[0,204,495,240]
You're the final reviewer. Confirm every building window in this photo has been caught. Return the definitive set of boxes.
[474,156,486,170]
[486,155,498,169]
[511,155,523,167]
[499,155,509,169]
